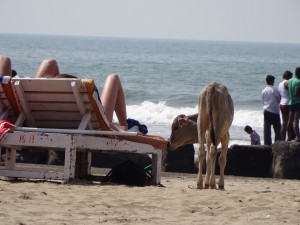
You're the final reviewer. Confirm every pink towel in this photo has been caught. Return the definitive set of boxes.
[0,120,15,143]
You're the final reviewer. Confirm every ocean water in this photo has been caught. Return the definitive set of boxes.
[1,34,300,146]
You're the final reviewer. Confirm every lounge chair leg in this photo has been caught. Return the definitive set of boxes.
[75,151,91,179]
[87,151,92,175]
[64,145,76,181]
[151,152,162,185]
[5,148,16,170]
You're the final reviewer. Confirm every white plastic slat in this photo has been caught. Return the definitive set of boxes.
[31,111,83,121]
[15,112,27,127]
[12,78,86,93]
[24,92,89,103]
[14,81,37,127]
[0,170,65,180]
[71,81,93,130]
[28,103,92,112]
[78,112,92,130]
[14,127,138,136]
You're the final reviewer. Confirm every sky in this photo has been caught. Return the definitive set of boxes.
[1,0,300,44]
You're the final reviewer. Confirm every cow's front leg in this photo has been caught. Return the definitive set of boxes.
[197,142,205,189]
[218,132,229,190]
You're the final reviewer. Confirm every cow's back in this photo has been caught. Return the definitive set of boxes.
[198,82,234,145]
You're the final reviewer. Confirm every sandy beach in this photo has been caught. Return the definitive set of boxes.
[1,167,300,225]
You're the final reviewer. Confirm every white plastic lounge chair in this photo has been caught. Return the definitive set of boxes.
[0,77,167,184]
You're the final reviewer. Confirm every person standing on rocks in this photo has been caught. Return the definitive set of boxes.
[261,75,281,145]
[287,67,300,142]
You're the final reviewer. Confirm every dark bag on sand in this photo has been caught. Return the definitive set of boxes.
[101,160,153,186]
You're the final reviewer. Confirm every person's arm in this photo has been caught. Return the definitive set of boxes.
[284,80,289,90]
[295,81,300,97]
[274,88,281,103]
[295,87,300,97]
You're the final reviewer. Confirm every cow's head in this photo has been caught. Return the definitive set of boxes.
[167,114,198,150]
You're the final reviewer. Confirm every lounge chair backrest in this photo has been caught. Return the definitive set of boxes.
[12,77,110,131]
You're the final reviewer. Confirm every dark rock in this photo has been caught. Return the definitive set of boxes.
[272,141,300,179]
[164,144,196,173]
[228,144,272,177]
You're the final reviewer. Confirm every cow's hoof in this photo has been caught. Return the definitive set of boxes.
[204,184,210,189]
[197,185,203,189]
[218,185,224,190]
[210,185,216,189]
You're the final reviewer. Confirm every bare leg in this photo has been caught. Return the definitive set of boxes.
[100,74,127,126]
[280,110,289,140]
[294,111,300,139]
[0,55,12,76]
[288,110,295,140]
[36,58,60,78]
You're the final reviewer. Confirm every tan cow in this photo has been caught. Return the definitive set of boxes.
[197,82,234,190]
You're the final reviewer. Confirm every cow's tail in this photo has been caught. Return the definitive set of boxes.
[207,84,216,146]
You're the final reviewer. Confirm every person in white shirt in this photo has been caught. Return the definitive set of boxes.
[261,75,281,145]
[278,71,294,141]
[244,125,261,145]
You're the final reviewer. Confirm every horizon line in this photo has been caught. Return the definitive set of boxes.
[1,32,300,45]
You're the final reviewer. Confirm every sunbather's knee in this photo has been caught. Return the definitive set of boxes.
[36,58,60,78]
[106,73,120,83]
[0,55,12,76]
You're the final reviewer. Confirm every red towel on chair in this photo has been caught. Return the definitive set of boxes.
[0,120,15,143]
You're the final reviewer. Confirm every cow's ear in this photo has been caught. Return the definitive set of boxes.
[178,115,188,127]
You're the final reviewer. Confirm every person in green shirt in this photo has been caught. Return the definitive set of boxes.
[287,67,300,142]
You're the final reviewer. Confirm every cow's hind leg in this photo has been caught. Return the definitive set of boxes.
[204,140,211,189]
[208,144,217,189]
[197,140,205,189]
[218,131,229,190]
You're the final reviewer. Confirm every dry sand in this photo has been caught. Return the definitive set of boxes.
[0,169,300,225]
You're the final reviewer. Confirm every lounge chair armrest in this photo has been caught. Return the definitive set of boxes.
[14,127,138,136]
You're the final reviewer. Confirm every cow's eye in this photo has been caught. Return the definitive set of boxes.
[173,126,178,131]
